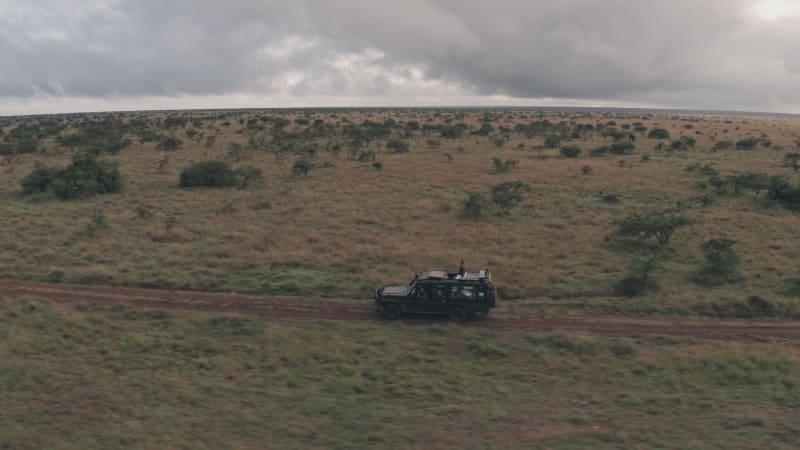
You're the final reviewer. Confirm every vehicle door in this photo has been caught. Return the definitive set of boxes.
[426,283,449,313]
[448,284,477,310]
[404,283,430,313]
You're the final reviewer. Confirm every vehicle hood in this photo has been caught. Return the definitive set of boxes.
[381,285,410,296]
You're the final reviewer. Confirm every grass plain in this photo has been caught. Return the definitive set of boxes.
[1,296,799,449]
[2,108,800,316]
[3,108,800,448]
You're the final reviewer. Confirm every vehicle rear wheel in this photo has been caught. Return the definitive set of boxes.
[383,303,401,320]
[448,307,467,323]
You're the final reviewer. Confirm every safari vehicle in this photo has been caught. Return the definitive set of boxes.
[375,269,497,322]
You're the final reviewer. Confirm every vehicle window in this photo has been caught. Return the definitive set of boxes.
[430,285,446,300]
[414,286,428,299]
[449,285,475,300]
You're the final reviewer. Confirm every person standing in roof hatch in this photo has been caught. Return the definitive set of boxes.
[457,260,466,279]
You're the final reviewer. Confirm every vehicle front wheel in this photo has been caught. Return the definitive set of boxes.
[383,303,401,320]
[448,307,467,323]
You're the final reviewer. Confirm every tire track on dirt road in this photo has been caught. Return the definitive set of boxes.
[2,280,799,338]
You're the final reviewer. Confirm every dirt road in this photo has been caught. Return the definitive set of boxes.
[2,280,799,338]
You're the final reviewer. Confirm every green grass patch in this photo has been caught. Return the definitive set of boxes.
[2,297,800,449]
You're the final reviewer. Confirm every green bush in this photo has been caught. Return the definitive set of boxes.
[385,138,409,153]
[156,136,183,152]
[608,212,692,245]
[292,159,312,176]
[544,135,562,148]
[491,181,532,215]
[179,161,238,188]
[589,142,634,156]
[461,192,486,219]
[559,145,582,158]
[670,136,696,150]
[694,238,740,286]
[613,257,659,297]
[647,128,670,139]
[609,142,635,155]
[20,164,61,195]
[20,153,122,199]
[766,175,800,209]
[736,137,759,150]
[713,140,733,151]
[491,158,517,173]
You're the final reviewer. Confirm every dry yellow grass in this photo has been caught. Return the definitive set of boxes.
[1,109,800,313]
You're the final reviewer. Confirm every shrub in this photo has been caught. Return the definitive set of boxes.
[179,161,238,188]
[647,128,670,139]
[590,142,634,156]
[609,212,692,245]
[670,136,696,150]
[736,137,759,150]
[385,138,409,153]
[725,172,769,195]
[236,165,264,189]
[783,152,800,171]
[461,192,486,219]
[560,145,582,158]
[544,135,562,148]
[766,175,800,209]
[54,153,122,199]
[613,257,659,297]
[694,238,740,286]
[156,135,183,152]
[609,142,635,155]
[20,153,122,200]
[713,140,733,151]
[491,181,532,215]
[491,158,517,173]
[292,159,312,176]
[20,163,61,195]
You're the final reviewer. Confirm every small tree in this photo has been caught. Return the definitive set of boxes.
[695,238,740,286]
[491,158,517,173]
[461,192,486,219]
[609,212,692,246]
[560,145,582,158]
[613,257,660,297]
[179,161,238,188]
[491,181,532,215]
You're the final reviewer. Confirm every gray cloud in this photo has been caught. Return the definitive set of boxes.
[1,0,800,113]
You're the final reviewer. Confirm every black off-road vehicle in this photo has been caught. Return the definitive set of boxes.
[375,269,497,322]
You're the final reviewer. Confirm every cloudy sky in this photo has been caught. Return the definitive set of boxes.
[1,0,800,115]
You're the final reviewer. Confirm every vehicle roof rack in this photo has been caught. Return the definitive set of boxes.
[417,269,491,282]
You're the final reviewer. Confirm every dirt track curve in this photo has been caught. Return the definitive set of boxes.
[2,280,800,339]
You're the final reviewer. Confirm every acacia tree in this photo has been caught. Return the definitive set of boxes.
[491,181,532,215]
[609,212,693,245]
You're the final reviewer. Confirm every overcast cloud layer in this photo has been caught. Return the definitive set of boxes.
[1,0,800,114]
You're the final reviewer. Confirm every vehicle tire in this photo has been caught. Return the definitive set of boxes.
[448,307,467,323]
[383,304,401,320]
